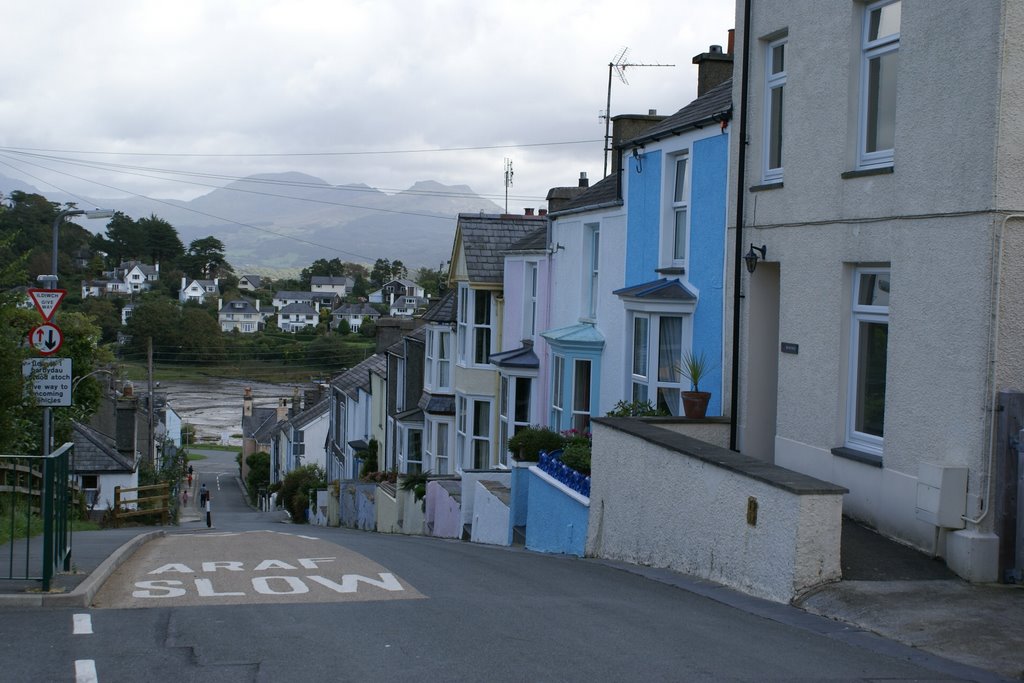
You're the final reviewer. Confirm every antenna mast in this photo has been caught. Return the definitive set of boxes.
[504,157,513,214]
[602,47,675,177]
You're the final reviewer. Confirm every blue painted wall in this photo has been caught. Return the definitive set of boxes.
[525,468,588,556]
[689,134,728,414]
[624,149,663,286]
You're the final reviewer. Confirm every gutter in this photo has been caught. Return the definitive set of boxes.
[729,0,753,452]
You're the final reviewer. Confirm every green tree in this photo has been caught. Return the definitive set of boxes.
[415,263,449,297]
[180,236,232,279]
[75,297,121,344]
[124,298,182,361]
[137,214,185,265]
[245,451,270,503]
[277,464,325,522]
[95,212,147,265]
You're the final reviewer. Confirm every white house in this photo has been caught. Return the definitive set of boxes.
[732,0,1024,582]
[273,290,315,310]
[369,279,424,306]
[218,298,268,333]
[179,277,220,304]
[277,302,319,333]
[331,303,380,332]
[311,275,353,297]
[238,274,264,292]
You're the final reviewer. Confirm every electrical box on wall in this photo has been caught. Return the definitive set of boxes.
[915,463,968,528]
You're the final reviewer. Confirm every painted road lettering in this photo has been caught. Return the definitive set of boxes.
[133,572,403,598]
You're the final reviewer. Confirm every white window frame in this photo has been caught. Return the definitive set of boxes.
[763,36,786,182]
[630,315,651,404]
[401,425,424,474]
[425,325,452,392]
[664,151,690,267]
[585,224,600,320]
[524,261,538,337]
[570,359,592,434]
[551,355,565,428]
[858,0,900,169]
[845,267,890,455]
[499,374,533,466]
[456,284,493,367]
[628,312,690,416]
[395,357,406,412]
[456,395,493,470]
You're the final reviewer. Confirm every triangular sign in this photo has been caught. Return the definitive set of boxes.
[27,288,67,321]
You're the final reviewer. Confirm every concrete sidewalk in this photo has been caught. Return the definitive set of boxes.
[0,517,1019,680]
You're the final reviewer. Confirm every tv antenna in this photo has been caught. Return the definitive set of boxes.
[602,47,675,177]
[504,158,513,214]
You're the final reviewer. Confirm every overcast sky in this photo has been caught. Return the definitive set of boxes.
[0,1,735,215]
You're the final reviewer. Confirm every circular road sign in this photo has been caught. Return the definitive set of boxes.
[29,323,63,355]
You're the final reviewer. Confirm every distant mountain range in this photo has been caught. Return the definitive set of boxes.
[0,171,503,271]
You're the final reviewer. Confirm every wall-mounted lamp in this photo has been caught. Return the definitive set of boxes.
[743,244,766,274]
[632,147,645,174]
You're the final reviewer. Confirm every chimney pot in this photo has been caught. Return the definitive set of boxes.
[579,172,589,188]
[524,208,534,216]
[648,109,657,116]
[710,44,723,54]
[728,29,735,55]
[538,208,548,216]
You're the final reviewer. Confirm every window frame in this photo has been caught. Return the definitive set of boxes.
[551,355,565,428]
[665,151,690,267]
[628,312,689,416]
[858,0,900,170]
[456,394,493,470]
[585,224,600,320]
[570,359,593,434]
[524,261,538,337]
[499,374,533,466]
[845,267,890,455]
[456,283,494,367]
[763,36,787,182]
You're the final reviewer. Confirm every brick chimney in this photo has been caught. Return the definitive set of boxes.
[243,387,253,418]
[116,396,138,461]
[277,398,288,422]
[692,32,735,97]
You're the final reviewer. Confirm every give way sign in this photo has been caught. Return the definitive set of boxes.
[27,288,66,321]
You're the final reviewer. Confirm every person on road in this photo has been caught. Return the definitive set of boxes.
[181,488,188,506]
[199,483,208,506]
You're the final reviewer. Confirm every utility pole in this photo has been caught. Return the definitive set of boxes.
[148,336,155,468]
[504,158,513,214]
[602,48,675,178]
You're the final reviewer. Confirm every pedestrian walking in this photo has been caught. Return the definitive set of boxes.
[199,483,208,506]
[181,488,189,506]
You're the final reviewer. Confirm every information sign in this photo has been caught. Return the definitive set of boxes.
[22,358,72,407]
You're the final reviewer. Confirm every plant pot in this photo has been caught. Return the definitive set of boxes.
[681,391,711,419]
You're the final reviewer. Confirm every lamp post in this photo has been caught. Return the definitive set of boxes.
[40,208,113,456]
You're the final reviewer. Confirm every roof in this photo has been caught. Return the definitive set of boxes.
[331,353,387,399]
[490,342,540,369]
[278,302,318,315]
[421,289,456,324]
[311,275,353,286]
[613,278,698,302]
[505,226,548,254]
[542,322,605,345]
[240,274,263,286]
[220,299,261,316]
[290,397,330,429]
[620,78,733,148]
[243,406,280,443]
[553,174,621,215]
[334,303,380,317]
[455,213,548,284]
[72,422,136,473]
[419,393,455,415]
[387,325,425,356]
[274,290,313,300]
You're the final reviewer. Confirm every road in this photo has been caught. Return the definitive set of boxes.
[0,449,986,682]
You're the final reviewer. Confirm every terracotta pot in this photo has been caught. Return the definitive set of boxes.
[681,391,711,419]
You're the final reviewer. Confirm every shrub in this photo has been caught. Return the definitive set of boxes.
[245,451,270,504]
[560,441,591,476]
[507,426,565,461]
[606,399,668,417]
[277,464,326,523]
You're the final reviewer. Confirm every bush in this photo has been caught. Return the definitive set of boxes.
[246,451,270,504]
[560,441,591,476]
[277,464,326,523]
[606,399,668,417]
[507,426,565,461]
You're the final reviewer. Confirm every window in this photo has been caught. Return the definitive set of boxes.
[292,429,305,464]
[524,262,538,337]
[764,37,786,181]
[456,396,492,470]
[425,326,452,391]
[499,375,533,465]
[667,153,690,265]
[585,225,600,319]
[629,314,686,416]
[551,355,565,427]
[404,428,423,473]
[395,357,406,412]
[846,268,889,454]
[571,360,592,433]
[859,0,900,168]
[457,284,493,366]
[434,422,451,474]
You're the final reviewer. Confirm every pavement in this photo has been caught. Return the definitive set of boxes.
[0,503,1020,680]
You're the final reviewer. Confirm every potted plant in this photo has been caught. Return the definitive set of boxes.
[677,349,712,419]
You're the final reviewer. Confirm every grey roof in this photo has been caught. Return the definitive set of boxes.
[387,326,425,356]
[613,278,698,302]
[333,303,380,317]
[311,275,353,286]
[421,289,456,324]
[274,290,313,301]
[490,342,540,369]
[279,302,318,315]
[240,274,263,287]
[290,397,330,429]
[554,174,621,214]
[456,213,548,284]
[419,393,455,415]
[187,278,218,289]
[331,353,387,399]
[620,78,733,148]
[72,422,136,473]
[220,299,261,316]
[243,406,279,443]
[505,226,548,253]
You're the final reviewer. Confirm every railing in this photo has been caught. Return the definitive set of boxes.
[113,483,170,527]
[0,443,74,592]
[538,450,591,498]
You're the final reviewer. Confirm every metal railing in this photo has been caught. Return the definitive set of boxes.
[0,443,74,592]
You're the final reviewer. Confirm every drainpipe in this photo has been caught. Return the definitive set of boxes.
[729,0,753,452]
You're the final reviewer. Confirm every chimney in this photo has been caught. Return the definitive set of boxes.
[277,398,288,422]
[538,208,548,217]
[524,208,534,216]
[291,387,300,416]
[610,112,668,174]
[579,172,589,188]
[243,387,253,418]
[116,396,138,460]
[728,28,735,55]
[692,34,735,97]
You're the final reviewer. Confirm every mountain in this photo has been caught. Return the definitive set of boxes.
[0,171,503,270]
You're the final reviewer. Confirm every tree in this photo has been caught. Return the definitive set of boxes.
[416,263,449,297]
[124,298,181,360]
[300,258,346,289]
[137,214,184,265]
[245,451,270,504]
[180,236,232,279]
[95,212,147,265]
[369,258,407,289]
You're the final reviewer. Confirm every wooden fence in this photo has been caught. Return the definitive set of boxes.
[113,483,170,526]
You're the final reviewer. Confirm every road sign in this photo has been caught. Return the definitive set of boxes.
[26,288,66,321]
[29,323,63,355]
[22,357,72,407]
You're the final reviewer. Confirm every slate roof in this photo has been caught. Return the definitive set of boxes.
[333,303,380,317]
[221,299,261,316]
[279,302,318,316]
[332,353,387,400]
[242,406,279,443]
[613,278,698,302]
[456,213,548,284]
[542,322,606,345]
[554,174,621,215]
[620,78,733,148]
[72,422,136,473]
[505,226,548,253]
[311,275,353,287]
[274,290,313,301]
[490,342,540,369]
[419,393,456,415]
[421,289,456,324]
[240,274,263,287]
[290,397,329,430]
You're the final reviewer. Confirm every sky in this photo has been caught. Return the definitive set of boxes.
[0,1,735,215]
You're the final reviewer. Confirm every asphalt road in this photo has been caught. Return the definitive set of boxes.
[0,448,990,682]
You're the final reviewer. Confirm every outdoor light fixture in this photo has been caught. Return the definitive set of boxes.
[744,244,767,274]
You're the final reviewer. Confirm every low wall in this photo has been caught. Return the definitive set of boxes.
[526,467,589,557]
[460,470,511,527]
[425,479,462,538]
[587,419,847,603]
[339,481,377,530]
[376,485,401,533]
[470,480,511,546]
[650,417,731,449]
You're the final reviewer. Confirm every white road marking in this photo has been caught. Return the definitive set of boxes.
[73,613,92,635]
[75,659,98,683]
